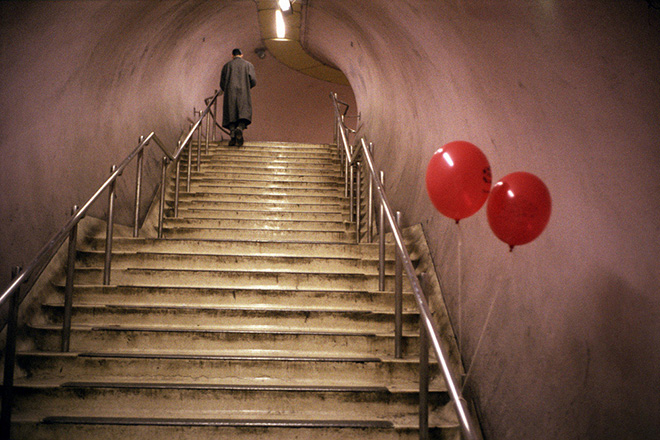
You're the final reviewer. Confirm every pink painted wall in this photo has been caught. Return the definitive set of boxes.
[0,1,354,287]
[303,0,660,438]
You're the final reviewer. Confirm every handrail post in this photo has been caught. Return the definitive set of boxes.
[1,266,22,437]
[367,143,374,243]
[196,110,202,172]
[133,136,144,238]
[174,141,181,218]
[356,161,362,244]
[213,90,218,141]
[103,165,117,286]
[349,143,355,223]
[344,139,350,197]
[187,126,193,192]
[205,110,211,154]
[419,275,430,440]
[379,171,386,292]
[158,156,168,239]
[62,205,78,352]
[395,210,403,358]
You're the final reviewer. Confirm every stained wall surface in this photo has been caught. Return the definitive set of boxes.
[303,0,660,439]
[1,1,659,439]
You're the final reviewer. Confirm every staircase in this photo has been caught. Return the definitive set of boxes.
[9,140,460,439]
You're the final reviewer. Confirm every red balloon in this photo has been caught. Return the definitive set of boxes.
[425,141,492,222]
[487,172,551,250]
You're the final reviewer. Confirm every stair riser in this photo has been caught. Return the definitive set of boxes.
[80,239,392,259]
[193,168,342,179]
[174,177,344,189]
[167,209,349,222]
[17,355,445,389]
[197,148,340,157]
[195,158,341,167]
[161,218,350,232]
[28,328,422,357]
[181,149,340,160]
[177,173,344,184]
[169,184,344,197]
[66,269,408,291]
[13,387,450,422]
[12,423,460,440]
[171,193,348,205]
[42,306,419,333]
[170,200,348,213]
[50,286,418,312]
[76,253,393,274]
[161,228,354,243]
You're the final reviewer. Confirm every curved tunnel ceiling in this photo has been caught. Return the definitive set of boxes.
[255,0,348,85]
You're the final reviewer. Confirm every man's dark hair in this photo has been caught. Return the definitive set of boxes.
[232,48,242,56]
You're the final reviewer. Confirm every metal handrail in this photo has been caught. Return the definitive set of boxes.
[330,92,481,440]
[0,88,222,436]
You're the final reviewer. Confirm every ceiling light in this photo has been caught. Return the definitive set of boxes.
[278,0,291,12]
[275,9,286,39]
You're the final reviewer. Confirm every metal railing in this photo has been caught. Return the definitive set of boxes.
[0,88,222,437]
[331,92,481,440]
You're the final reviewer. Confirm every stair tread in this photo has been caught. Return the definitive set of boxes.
[58,382,392,393]
[42,302,418,315]
[32,323,419,337]
[41,416,394,428]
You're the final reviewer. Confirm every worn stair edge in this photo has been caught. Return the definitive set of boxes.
[41,416,394,428]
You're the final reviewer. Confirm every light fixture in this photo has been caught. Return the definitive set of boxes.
[254,47,267,59]
[275,9,286,39]
[277,0,292,13]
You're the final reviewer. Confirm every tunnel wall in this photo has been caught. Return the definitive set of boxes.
[0,0,354,288]
[303,1,660,439]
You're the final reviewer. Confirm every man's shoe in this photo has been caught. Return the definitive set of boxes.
[235,127,243,146]
[228,137,237,146]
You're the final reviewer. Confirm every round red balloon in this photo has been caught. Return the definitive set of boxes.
[425,141,492,222]
[487,172,551,250]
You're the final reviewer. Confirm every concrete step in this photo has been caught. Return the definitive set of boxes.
[11,382,456,427]
[180,150,338,160]
[76,250,394,274]
[11,420,459,440]
[172,175,345,189]
[160,217,350,233]
[196,164,343,177]
[170,192,348,205]
[182,157,342,170]
[175,170,344,184]
[47,285,417,312]
[160,227,355,242]
[64,267,408,291]
[169,198,349,213]
[41,303,419,333]
[15,351,445,390]
[205,142,339,154]
[169,183,344,197]
[169,207,349,221]
[78,238,393,259]
[26,324,424,358]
